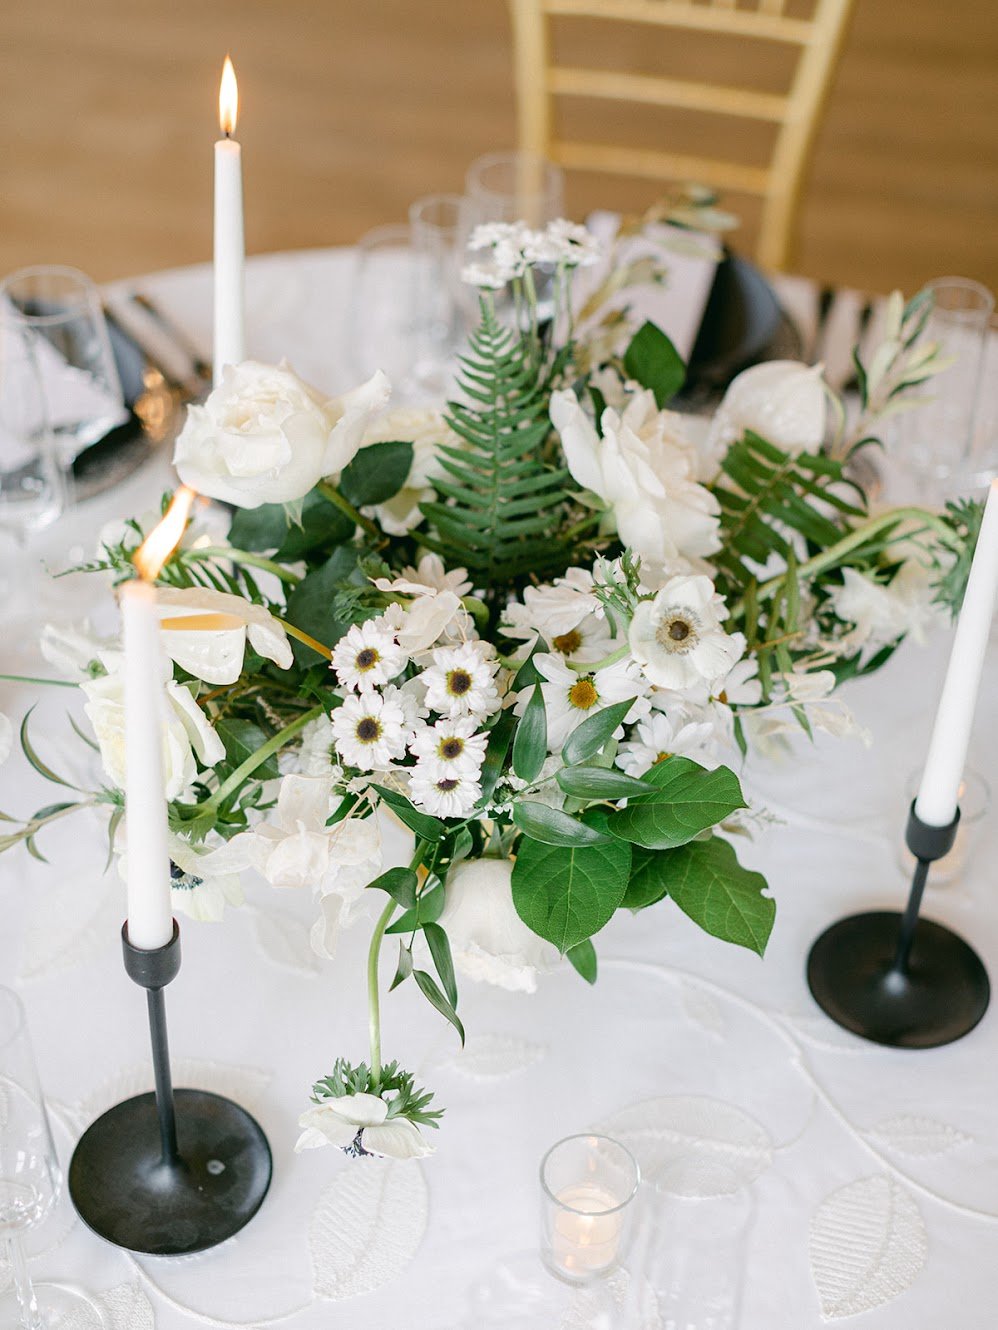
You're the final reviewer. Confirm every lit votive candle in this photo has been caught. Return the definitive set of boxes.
[540,1135,640,1285]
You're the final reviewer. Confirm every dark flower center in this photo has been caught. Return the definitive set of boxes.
[552,629,583,655]
[169,861,203,889]
[356,717,382,742]
[436,778,460,792]
[439,737,464,760]
[668,619,690,641]
[355,648,379,670]
[447,669,472,696]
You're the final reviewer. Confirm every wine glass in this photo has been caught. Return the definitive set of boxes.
[0,987,107,1329]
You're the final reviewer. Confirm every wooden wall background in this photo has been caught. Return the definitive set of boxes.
[0,0,995,295]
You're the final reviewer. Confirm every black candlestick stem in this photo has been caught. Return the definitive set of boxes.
[69,920,272,1255]
[807,803,989,1048]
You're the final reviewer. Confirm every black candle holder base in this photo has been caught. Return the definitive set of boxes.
[69,1087,272,1256]
[807,909,990,1049]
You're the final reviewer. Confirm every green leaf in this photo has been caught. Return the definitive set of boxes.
[340,441,413,506]
[389,941,413,991]
[556,766,650,800]
[607,758,746,850]
[511,637,550,689]
[512,684,547,783]
[283,546,360,664]
[478,709,515,805]
[228,489,353,557]
[215,719,281,781]
[385,882,446,934]
[663,836,775,956]
[622,845,671,910]
[423,921,458,1007]
[567,938,598,984]
[512,801,611,847]
[511,834,631,952]
[226,503,291,552]
[20,709,81,790]
[372,784,446,842]
[366,867,418,909]
[561,699,635,767]
[413,969,465,1045]
[623,320,686,406]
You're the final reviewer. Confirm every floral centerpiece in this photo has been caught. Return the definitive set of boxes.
[0,216,978,1162]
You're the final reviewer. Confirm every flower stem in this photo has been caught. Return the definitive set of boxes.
[181,547,302,585]
[0,673,77,689]
[368,840,427,1089]
[279,620,333,660]
[317,480,382,539]
[204,705,322,811]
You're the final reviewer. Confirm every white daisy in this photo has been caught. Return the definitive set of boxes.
[373,553,472,600]
[410,716,488,779]
[713,657,763,707]
[331,618,408,692]
[528,652,649,752]
[616,709,718,778]
[331,690,410,771]
[628,575,744,692]
[409,767,482,818]
[422,642,501,719]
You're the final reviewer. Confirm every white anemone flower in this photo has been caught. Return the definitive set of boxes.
[629,575,745,692]
[437,858,559,994]
[422,643,501,719]
[296,1095,434,1160]
[332,688,411,770]
[528,652,648,752]
[410,716,488,779]
[331,618,408,692]
[154,586,293,686]
[167,834,248,922]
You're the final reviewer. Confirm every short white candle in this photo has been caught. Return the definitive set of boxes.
[121,579,173,950]
[213,55,244,386]
[915,479,998,826]
[550,1183,624,1278]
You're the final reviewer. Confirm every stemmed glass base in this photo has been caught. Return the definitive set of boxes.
[0,1280,107,1329]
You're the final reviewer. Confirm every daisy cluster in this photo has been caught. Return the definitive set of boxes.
[461,218,602,290]
[329,568,501,818]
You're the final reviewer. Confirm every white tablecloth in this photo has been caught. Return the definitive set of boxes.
[1,250,997,1329]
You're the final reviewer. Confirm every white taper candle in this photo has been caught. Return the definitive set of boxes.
[213,56,244,386]
[121,580,174,949]
[915,479,998,826]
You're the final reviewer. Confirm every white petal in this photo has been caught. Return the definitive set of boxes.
[296,1105,358,1149]
[550,390,605,498]
[362,1119,435,1160]
[323,370,392,475]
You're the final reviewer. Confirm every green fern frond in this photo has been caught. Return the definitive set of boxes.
[419,301,585,594]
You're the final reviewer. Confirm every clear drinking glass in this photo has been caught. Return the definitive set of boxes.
[890,277,994,501]
[0,311,67,539]
[0,267,125,467]
[464,151,564,228]
[0,987,107,1328]
[408,193,467,395]
[346,224,420,393]
[898,766,991,888]
[540,1134,640,1285]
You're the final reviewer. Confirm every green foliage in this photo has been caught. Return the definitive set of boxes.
[511,684,547,782]
[511,801,611,847]
[556,765,650,800]
[511,832,632,952]
[366,867,419,910]
[339,440,413,507]
[284,547,362,664]
[372,784,446,842]
[933,497,984,617]
[419,300,583,589]
[567,938,598,984]
[561,698,635,766]
[623,320,685,406]
[607,758,746,850]
[215,719,281,782]
[312,1059,443,1128]
[661,835,775,956]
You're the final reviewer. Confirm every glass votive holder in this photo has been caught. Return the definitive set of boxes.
[898,766,991,887]
[539,1133,640,1285]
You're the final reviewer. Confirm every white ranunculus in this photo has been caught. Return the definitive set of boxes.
[295,1094,434,1159]
[155,586,293,685]
[172,360,390,509]
[703,361,827,474]
[629,575,745,693]
[81,663,224,801]
[551,388,720,564]
[360,407,457,535]
[438,858,558,994]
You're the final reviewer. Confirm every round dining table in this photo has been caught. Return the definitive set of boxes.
[1,248,997,1329]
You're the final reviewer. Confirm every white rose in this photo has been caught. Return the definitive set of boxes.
[438,858,558,993]
[81,663,224,801]
[155,586,293,685]
[703,361,826,473]
[173,360,390,509]
[360,406,457,535]
[551,387,720,565]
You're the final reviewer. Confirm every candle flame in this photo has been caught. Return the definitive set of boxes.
[219,55,238,135]
[134,487,197,581]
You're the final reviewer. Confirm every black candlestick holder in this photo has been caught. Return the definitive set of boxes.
[68,921,272,1255]
[807,803,990,1048]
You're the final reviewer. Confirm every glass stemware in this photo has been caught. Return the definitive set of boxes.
[0,987,107,1329]
[0,311,66,542]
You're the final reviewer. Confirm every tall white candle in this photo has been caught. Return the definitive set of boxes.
[121,579,173,950]
[213,55,244,386]
[915,479,998,826]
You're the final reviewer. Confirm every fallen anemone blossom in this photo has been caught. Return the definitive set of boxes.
[295,1094,434,1160]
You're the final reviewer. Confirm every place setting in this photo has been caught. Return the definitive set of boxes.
[1,10,997,1329]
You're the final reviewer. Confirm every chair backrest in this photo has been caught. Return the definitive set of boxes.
[508,0,855,271]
